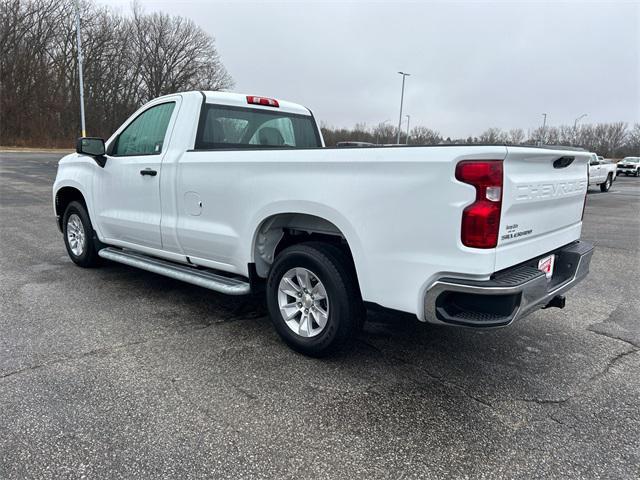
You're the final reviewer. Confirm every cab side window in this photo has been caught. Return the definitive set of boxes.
[112,102,176,156]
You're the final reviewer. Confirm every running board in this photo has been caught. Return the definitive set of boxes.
[98,247,250,295]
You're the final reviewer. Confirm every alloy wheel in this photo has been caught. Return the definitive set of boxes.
[277,267,329,338]
[66,213,86,256]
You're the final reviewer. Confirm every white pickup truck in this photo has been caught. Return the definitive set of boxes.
[588,153,617,192]
[53,91,594,356]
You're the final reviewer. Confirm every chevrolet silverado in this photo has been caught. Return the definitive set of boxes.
[53,91,594,356]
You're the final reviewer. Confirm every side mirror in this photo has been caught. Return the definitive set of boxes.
[76,137,106,167]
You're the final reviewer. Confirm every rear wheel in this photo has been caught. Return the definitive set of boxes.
[266,242,364,357]
[63,201,101,267]
[600,174,612,192]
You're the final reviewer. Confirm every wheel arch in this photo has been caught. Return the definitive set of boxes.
[54,185,88,231]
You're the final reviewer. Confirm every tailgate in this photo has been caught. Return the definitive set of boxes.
[495,147,588,271]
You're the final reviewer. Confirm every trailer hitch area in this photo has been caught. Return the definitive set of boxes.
[543,295,566,310]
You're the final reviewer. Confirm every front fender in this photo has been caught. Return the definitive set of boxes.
[53,155,102,239]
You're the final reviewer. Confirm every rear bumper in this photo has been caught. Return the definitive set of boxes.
[423,240,594,327]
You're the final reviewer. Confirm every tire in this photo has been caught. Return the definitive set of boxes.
[636,169,640,177]
[600,174,612,192]
[62,201,101,267]
[266,242,364,357]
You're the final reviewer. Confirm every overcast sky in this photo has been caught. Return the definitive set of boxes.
[103,0,639,138]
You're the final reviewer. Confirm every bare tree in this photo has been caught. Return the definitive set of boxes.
[373,123,396,144]
[575,122,628,156]
[625,123,640,155]
[508,128,525,145]
[545,126,560,145]
[479,128,506,143]
[132,7,233,101]
[558,124,575,145]
[1,0,68,144]
[409,126,441,145]
[0,0,234,147]
[603,122,628,156]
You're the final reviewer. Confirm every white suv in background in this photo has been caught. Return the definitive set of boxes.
[617,157,640,177]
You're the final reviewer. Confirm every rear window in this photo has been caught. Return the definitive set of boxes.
[195,104,321,150]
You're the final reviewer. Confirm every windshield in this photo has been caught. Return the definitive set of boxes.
[195,104,321,150]
[622,157,639,163]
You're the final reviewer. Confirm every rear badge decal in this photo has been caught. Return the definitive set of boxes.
[502,223,533,241]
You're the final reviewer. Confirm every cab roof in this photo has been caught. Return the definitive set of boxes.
[200,91,312,116]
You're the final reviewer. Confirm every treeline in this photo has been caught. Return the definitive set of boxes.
[1,0,233,147]
[321,121,640,157]
[2,0,638,156]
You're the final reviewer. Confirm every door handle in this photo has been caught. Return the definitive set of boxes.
[140,168,157,177]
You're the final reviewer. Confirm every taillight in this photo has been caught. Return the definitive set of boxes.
[455,160,503,249]
[246,95,279,107]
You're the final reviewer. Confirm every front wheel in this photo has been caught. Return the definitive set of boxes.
[63,201,101,267]
[600,174,612,192]
[266,242,364,357]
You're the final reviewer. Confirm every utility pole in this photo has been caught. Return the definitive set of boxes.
[396,72,410,144]
[405,114,411,144]
[539,113,547,146]
[74,0,86,137]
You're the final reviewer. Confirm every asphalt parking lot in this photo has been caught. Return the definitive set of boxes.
[1,152,638,479]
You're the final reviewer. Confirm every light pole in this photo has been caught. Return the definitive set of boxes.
[376,119,390,144]
[396,71,410,144]
[574,113,587,130]
[405,114,411,144]
[74,0,86,137]
[539,113,547,146]
[573,113,587,145]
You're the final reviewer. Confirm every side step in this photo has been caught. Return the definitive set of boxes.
[98,247,250,295]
